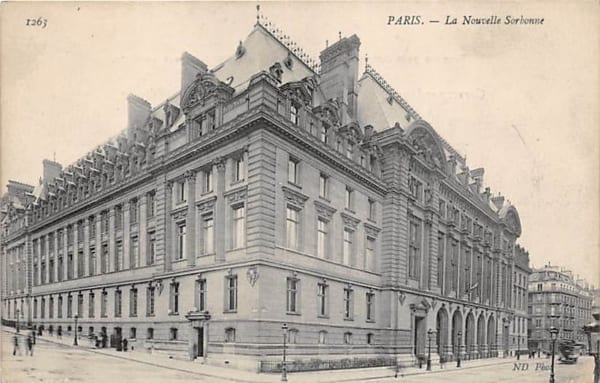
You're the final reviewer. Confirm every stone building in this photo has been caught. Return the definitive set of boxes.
[1,17,531,371]
[528,264,594,353]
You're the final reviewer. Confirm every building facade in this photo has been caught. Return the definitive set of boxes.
[528,264,594,353]
[1,17,531,371]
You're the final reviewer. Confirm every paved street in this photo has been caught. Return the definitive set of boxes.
[1,329,595,383]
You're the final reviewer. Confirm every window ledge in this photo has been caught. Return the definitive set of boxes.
[286,311,301,316]
[344,317,354,322]
[317,315,330,319]
[287,181,302,189]
[223,310,238,314]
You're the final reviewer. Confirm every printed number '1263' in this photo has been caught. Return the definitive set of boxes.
[26,18,47,28]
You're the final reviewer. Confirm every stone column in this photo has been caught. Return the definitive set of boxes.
[63,228,68,280]
[123,202,131,269]
[108,207,115,272]
[73,221,79,279]
[139,195,148,267]
[36,239,42,286]
[83,219,89,278]
[52,231,59,282]
[164,182,173,272]
[96,216,102,274]
[45,235,50,284]
[185,170,197,267]
[214,159,226,263]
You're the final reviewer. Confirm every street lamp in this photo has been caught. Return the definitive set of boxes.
[517,334,521,360]
[457,331,462,368]
[73,314,79,346]
[281,323,288,382]
[549,326,559,383]
[427,329,434,371]
[16,308,20,333]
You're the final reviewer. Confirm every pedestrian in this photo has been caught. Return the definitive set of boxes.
[26,334,33,356]
[31,330,36,345]
[439,355,446,369]
[12,335,20,356]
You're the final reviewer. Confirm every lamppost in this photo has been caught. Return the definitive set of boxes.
[73,314,79,346]
[427,329,434,371]
[281,323,288,382]
[456,331,462,368]
[549,326,559,383]
[16,308,20,333]
[517,334,521,360]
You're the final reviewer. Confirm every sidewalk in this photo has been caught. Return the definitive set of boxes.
[2,326,523,383]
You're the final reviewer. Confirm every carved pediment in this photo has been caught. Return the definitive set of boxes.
[314,200,336,219]
[282,186,309,208]
[280,79,314,107]
[341,212,360,229]
[181,72,234,112]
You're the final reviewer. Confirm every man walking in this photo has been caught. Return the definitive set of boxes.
[12,334,20,356]
[26,334,34,356]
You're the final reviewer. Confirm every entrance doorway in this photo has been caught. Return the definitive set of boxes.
[414,316,426,355]
[195,327,204,359]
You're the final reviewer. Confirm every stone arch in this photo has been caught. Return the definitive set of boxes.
[487,315,496,348]
[404,120,447,172]
[436,306,449,355]
[477,312,486,348]
[465,311,476,355]
[451,309,463,353]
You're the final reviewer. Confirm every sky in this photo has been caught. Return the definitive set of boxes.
[1,1,598,286]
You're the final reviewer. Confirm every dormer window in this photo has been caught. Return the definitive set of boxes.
[346,141,354,159]
[321,123,329,144]
[290,103,299,125]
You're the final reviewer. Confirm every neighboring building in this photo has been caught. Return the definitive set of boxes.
[528,264,594,353]
[1,16,531,371]
[509,245,531,356]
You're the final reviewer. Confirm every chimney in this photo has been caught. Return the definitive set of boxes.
[181,52,208,94]
[42,159,62,184]
[319,34,361,122]
[491,194,505,211]
[447,155,457,176]
[127,94,151,140]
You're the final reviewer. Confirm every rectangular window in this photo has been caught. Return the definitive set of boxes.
[177,180,187,203]
[147,232,156,265]
[232,205,245,249]
[346,141,354,159]
[345,187,354,210]
[196,279,206,312]
[67,253,73,280]
[203,168,213,193]
[115,205,123,230]
[288,157,299,184]
[67,294,73,318]
[365,236,376,271]
[89,292,95,318]
[101,291,107,317]
[147,286,155,316]
[101,244,108,274]
[317,218,328,258]
[169,282,179,314]
[343,228,353,266]
[33,299,37,318]
[343,287,354,320]
[368,199,376,221]
[89,216,96,237]
[234,157,245,182]
[203,215,214,254]
[42,298,47,319]
[225,275,238,312]
[130,236,139,268]
[114,290,122,317]
[57,296,63,318]
[317,282,328,317]
[77,293,83,317]
[286,207,299,250]
[77,250,84,278]
[89,247,96,276]
[319,174,328,199]
[408,220,421,279]
[366,292,375,321]
[286,277,299,313]
[115,240,123,271]
[130,288,138,317]
[130,199,138,224]
[57,255,64,281]
[147,192,155,218]
[177,223,186,260]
